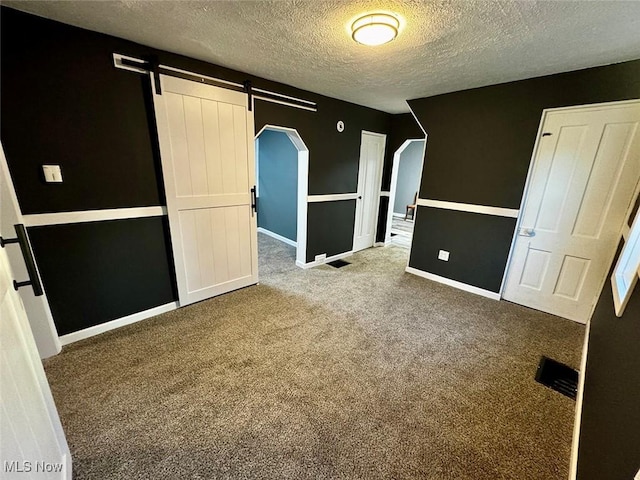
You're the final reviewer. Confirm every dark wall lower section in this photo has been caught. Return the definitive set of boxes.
[376,196,389,243]
[409,207,516,293]
[306,201,356,262]
[577,245,640,480]
[28,217,177,335]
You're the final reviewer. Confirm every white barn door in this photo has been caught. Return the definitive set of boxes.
[0,247,71,479]
[504,101,640,323]
[353,131,386,252]
[153,75,258,306]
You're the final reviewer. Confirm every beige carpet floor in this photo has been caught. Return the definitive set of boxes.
[44,233,584,479]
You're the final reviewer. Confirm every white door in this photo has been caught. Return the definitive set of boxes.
[503,101,640,323]
[0,143,60,359]
[353,131,386,252]
[153,75,258,306]
[0,246,71,479]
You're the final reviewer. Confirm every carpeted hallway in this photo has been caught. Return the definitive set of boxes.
[44,234,584,479]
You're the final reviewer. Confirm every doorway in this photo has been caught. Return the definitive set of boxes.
[254,125,309,267]
[353,131,386,252]
[386,139,426,249]
[503,100,640,323]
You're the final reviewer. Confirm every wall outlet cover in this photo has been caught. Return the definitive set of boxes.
[438,250,450,261]
[315,254,327,263]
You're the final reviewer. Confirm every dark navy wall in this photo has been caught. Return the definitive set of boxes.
[257,130,298,242]
[576,238,640,480]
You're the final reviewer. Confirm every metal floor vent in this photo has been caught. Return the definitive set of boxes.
[535,356,579,400]
[327,259,351,268]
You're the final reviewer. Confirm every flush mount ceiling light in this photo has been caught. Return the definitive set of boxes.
[351,13,399,46]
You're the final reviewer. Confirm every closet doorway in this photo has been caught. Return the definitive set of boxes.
[385,139,426,249]
[254,125,309,267]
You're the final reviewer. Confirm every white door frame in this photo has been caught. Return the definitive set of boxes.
[500,99,640,323]
[385,137,427,245]
[354,130,387,251]
[254,125,309,267]
[0,142,61,359]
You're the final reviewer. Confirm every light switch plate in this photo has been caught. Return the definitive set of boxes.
[42,165,63,183]
[438,250,450,261]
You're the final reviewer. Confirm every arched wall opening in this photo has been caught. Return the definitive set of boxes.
[385,138,427,247]
[254,125,309,267]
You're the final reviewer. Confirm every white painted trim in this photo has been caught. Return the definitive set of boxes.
[405,266,501,301]
[569,318,592,480]
[112,53,148,74]
[379,191,390,197]
[255,125,309,268]
[417,199,519,218]
[23,206,167,227]
[391,212,406,219]
[308,193,358,202]
[295,250,353,269]
[252,87,316,106]
[386,138,426,245]
[374,242,386,247]
[159,64,244,89]
[59,302,178,345]
[542,98,640,114]
[257,227,297,247]
[253,95,317,112]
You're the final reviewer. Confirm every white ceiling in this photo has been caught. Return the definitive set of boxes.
[5,0,640,113]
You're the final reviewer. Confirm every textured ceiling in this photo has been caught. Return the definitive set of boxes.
[5,0,640,113]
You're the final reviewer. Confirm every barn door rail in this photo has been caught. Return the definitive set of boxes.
[0,224,44,296]
[113,53,318,112]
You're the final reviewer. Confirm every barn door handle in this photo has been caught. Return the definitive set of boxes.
[251,186,257,216]
[0,224,44,296]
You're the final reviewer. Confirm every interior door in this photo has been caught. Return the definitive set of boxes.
[1,143,60,359]
[0,246,71,479]
[353,131,385,252]
[503,101,640,323]
[153,75,258,306]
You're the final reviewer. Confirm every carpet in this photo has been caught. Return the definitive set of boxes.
[44,233,584,479]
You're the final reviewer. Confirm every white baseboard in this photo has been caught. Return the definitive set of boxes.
[405,267,501,301]
[59,301,179,345]
[257,227,297,247]
[374,242,385,247]
[569,318,592,480]
[296,250,353,269]
[392,212,406,219]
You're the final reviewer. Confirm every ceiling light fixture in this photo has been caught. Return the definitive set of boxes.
[351,13,399,46]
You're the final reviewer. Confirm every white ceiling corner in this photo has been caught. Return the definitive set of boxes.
[4,0,640,113]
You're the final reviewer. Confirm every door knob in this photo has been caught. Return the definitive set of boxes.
[518,228,536,237]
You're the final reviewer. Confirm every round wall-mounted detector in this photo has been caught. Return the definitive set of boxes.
[337,121,345,132]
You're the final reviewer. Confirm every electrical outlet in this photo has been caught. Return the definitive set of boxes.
[315,254,327,263]
[438,250,450,261]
